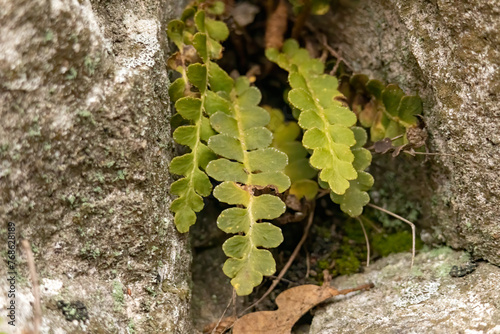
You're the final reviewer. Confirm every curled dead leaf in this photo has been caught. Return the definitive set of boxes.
[203,316,237,334]
[265,0,288,49]
[373,138,393,154]
[232,283,374,334]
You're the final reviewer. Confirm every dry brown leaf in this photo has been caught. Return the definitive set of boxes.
[232,283,374,334]
[203,316,237,334]
[265,0,288,49]
[373,138,394,154]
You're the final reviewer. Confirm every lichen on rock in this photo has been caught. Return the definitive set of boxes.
[310,248,500,333]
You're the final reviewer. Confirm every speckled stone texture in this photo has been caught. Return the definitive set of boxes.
[310,248,500,333]
[321,0,500,264]
[0,0,192,332]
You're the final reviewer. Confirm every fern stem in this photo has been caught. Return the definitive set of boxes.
[356,217,370,267]
[239,200,316,316]
[367,203,415,268]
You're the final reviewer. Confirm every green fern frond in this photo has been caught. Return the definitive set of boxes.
[206,77,291,295]
[266,107,319,200]
[330,127,374,217]
[267,39,374,216]
[167,4,232,232]
[267,39,360,195]
[342,74,423,146]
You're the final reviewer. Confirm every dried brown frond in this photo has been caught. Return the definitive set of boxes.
[265,0,288,49]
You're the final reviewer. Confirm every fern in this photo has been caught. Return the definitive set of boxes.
[206,77,290,295]
[330,127,373,217]
[168,3,290,295]
[289,0,331,15]
[166,5,231,232]
[266,39,373,216]
[167,2,420,296]
[340,74,423,146]
[266,107,319,200]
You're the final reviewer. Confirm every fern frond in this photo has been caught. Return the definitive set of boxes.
[167,5,232,232]
[330,127,374,217]
[267,39,360,195]
[267,39,374,216]
[266,107,319,200]
[206,77,291,295]
[342,74,423,146]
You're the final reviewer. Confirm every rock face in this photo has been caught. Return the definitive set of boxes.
[322,0,500,264]
[310,248,500,333]
[0,0,192,332]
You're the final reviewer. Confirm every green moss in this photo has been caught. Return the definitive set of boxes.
[84,55,99,76]
[317,259,330,270]
[372,231,423,257]
[112,281,125,311]
[93,172,105,183]
[44,30,54,42]
[114,170,126,181]
[145,286,157,297]
[343,219,368,244]
[128,319,136,334]
[332,247,361,276]
[314,225,332,240]
[65,67,78,80]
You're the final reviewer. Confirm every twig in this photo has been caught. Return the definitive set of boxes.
[291,0,311,39]
[265,0,288,49]
[318,34,353,73]
[390,134,404,141]
[239,201,316,316]
[316,188,330,199]
[21,240,41,334]
[305,247,311,279]
[211,289,236,334]
[232,288,236,322]
[403,150,488,168]
[360,215,382,233]
[267,275,298,286]
[356,217,370,267]
[367,203,415,268]
[337,282,375,295]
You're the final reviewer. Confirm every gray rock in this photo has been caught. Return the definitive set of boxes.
[310,248,500,334]
[0,0,192,332]
[321,0,500,264]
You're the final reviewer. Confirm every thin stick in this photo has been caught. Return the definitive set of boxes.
[291,0,311,39]
[356,217,370,267]
[211,290,235,334]
[239,201,316,316]
[267,275,298,286]
[360,215,383,233]
[390,134,404,141]
[319,34,353,73]
[336,282,375,295]
[316,188,330,199]
[404,150,483,166]
[367,203,415,268]
[305,247,311,279]
[21,240,41,334]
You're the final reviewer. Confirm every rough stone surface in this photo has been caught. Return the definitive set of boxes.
[0,0,192,332]
[310,248,500,333]
[322,0,500,264]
